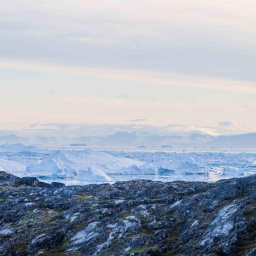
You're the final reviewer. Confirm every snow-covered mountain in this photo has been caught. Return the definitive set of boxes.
[2,130,256,149]
[0,135,28,144]
[74,131,215,148]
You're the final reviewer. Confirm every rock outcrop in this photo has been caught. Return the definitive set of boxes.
[1,171,256,255]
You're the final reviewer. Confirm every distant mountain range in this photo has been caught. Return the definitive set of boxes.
[74,131,256,149]
[1,131,256,149]
[0,134,28,144]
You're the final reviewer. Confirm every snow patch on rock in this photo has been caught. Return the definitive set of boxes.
[70,222,100,247]
[199,204,238,247]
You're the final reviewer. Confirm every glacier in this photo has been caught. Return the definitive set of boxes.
[0,144,255,184]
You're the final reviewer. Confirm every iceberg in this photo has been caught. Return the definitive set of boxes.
[0,158,26,177]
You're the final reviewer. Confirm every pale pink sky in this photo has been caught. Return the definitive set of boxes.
[0,0,256,134]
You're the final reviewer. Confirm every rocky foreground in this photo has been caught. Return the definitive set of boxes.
[1,172,256,255]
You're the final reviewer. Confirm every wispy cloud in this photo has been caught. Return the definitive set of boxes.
[129,119,149,123]
[219,121,237,127]
[1,1,256,81]
[0,58,256,95]
[1,1,256,133]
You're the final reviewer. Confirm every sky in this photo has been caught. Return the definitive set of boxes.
[0,0,256,135]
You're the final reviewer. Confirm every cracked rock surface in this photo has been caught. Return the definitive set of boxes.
[1,171,256,255]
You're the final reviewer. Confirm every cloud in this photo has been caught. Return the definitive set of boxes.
[1,58,256,96]
[41,123,76,129]
[1,1,256,81]
[219,121,236,127]
[1,1,256,133]
[115,94,130,99]
[25,123,175,137]
[166,124,188,128]
[49,90,55,96]
[25,122,242,137]
[30,123,39,128]
[129,119,149,123]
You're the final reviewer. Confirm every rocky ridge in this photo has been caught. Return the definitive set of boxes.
[1,171,256,255]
